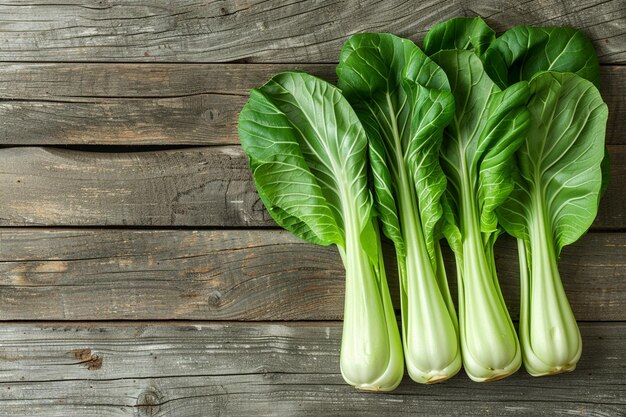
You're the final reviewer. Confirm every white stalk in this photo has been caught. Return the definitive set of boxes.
[519,188,582,376]
[457,161,521,382]
[339,216,404,391]
[388,95,461,384]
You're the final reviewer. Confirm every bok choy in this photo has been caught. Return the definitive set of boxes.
[496,72,607,376]
[424,18,529,382]
[237,18,609,388]
[485,26,609,376]
[238,72,403,390]
[336,33,461,383]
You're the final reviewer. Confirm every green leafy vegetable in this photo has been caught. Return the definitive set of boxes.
[337,33,461,383]
[425,19,530,381]
[497,73,607,376]
[237,17,608,387]
[483,25,609,376]
[238,71,404,390]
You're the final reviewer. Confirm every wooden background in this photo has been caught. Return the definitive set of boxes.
[0,1,624,415]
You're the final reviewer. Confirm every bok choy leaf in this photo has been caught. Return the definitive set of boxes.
[483,26,601,90]
[497,72,607,376]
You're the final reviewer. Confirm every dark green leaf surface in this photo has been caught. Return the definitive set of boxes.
[484,26,601,90]
[423,17,495,57]
[498,72,608,253]
[337,33,452,263]
[238,72,372,248]
[432,49,530,238]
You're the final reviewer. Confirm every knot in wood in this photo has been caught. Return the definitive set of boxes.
[208,290,223,307]
[258,366,276,381]
[71,348,103,370]
[135,386,163,417]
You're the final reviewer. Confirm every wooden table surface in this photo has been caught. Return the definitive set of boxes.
[0,1,624,415]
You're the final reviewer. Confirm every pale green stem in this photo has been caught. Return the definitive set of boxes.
[435,242,459,333]
[457,161,521,382]
[387,94,460,383]
[520,189,582,376]
[339,214,404,391]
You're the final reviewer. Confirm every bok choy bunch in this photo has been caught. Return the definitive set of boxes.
[238,18,609,389]
[238,72,403,391]
[337,33,461,383]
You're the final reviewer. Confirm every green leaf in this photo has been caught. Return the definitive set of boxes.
[238,71,371,249]
[495,163,530,243]
[362,112,405,256]
[498,71,607,253]
[337,33,453,264]
[483,25,608,202]
[423,17,495,56]
[477,81,532,233]
[434,50,530,235]
[495,72,606,376]
[440,192,463,256]
[484,26,600,90]
[404,82,454,252]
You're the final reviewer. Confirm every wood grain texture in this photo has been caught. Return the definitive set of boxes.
[0,146,270,227]
[0,145,623,228]
[0,229,623,321]
[0,0,623,64]
[0,322,623,416]
[0,64,622,146]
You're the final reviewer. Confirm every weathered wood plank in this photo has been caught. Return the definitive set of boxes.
[0,64,622,146]
[0,63,327,146]
[598,144,626,230]
[0,229,623,321]
[0,63,335,99]
[0,322,623,416]
[0,146,270,227]
[0,229,342,321]
[0,95,243,146]
[0,0,622,64]
[1,145,623,228]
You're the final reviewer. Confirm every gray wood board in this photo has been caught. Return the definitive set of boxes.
[0,0,622,64]
[0,145,623,228]
[0,64,622,146]
[0,229,623,321]
[0,146,271,227]
[0,322,623,416]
